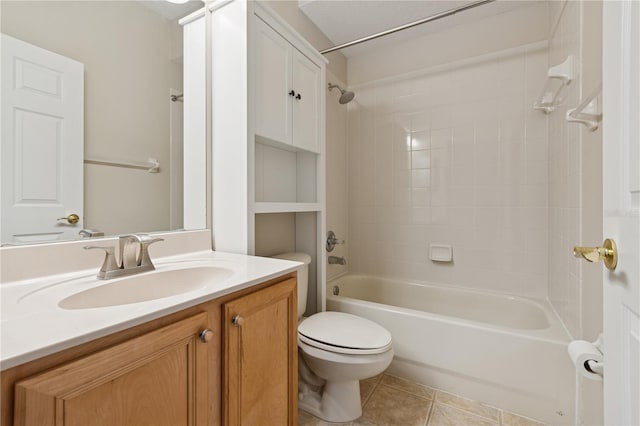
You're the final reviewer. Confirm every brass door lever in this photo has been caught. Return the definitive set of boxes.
[57,213,80,224]
[573,238,618,270]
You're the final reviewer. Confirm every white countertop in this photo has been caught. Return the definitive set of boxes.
[1,250,301,370]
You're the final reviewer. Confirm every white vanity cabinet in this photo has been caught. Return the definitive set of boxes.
[254,16,321,153]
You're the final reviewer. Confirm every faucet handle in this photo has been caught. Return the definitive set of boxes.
[119,235,144,268]
[139,237,164,268]
[137,234,164,244]
[84,246,121,279]
[326,231,345,252]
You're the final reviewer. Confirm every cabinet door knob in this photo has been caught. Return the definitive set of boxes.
[232,315,244,327]
[199,329,213,343]
[288,90,296,97]
[296,93,302,100]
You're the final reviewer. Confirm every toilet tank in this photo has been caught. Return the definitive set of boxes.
[272,252,311,318]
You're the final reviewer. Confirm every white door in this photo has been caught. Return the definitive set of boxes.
[602,2,640,425]
[292,49,320,153]
[1,34,84,244]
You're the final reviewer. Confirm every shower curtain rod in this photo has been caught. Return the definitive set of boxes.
[320,0,496,55]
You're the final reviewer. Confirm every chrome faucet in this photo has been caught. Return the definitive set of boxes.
[85,234,164,279]
[328,256,347,265]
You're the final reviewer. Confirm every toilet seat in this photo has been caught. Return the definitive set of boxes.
[298,312,392,355]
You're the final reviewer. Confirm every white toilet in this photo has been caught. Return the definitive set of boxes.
[273,252,394,423]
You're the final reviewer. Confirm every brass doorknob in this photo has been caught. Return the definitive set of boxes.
[573,238,618,270]
[57,213,80,224]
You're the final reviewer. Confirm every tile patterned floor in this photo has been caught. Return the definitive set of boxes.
[298,373,547,426]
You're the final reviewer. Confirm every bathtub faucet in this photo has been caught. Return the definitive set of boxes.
[328,256,347,265]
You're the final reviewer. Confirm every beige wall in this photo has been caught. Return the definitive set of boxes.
[2,1,184,236]
[547,1,603,424]
[262,0,347,83]
[254,213,296,256]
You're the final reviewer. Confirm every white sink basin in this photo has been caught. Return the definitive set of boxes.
[58,266,234,310]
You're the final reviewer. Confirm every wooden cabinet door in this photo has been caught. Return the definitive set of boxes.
[253,16,292,146]
[223,278,297,426]
[291,49,320,153]
[14,313,211,426]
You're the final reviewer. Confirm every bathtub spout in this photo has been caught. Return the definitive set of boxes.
[328,256,347,265]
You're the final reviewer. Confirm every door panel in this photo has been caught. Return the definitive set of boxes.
[223,278,297,426]
[253,17,292,145]
[1,34,84,244]
[64,347,189,426]
[292,50,320,153]
[14,313,210,426]
[602,1,640,424]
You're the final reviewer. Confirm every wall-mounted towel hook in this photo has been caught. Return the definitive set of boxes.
[566,83,602,131]
[533,55,575,114]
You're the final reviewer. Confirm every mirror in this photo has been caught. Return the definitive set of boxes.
[1,0,205,246]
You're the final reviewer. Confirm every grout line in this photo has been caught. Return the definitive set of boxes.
[424,399,435,426]
[360,381,376,408]
[501,410,549,426]
[378,382,435,402]
[434,404,501,425]
[432,392,502,424]
[380,374,437,400]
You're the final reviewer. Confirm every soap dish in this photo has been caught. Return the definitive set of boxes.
[429,244,453,262]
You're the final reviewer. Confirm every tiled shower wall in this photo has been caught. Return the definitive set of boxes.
[347,42,550,298]
[547,1,603,423]
[547,0,603,341]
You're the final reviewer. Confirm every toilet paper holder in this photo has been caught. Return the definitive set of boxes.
[584,359,603,377]
[568,334,604,380]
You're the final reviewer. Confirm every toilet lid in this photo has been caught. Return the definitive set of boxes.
[298,312,392,355]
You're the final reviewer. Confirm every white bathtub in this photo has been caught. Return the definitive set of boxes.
[327,274,575,425]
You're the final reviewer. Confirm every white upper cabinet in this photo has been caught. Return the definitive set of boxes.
[291,49,320,153]
[254,17,321,153]
[254,17,292,146]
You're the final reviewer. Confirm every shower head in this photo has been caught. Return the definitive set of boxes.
[328,83,355,104]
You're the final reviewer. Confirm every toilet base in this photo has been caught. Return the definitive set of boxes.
[299,379,362,423]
